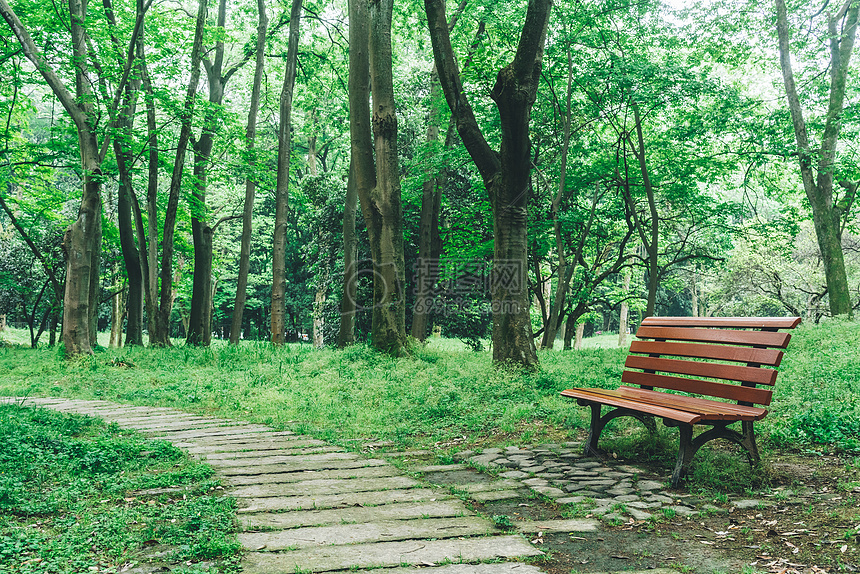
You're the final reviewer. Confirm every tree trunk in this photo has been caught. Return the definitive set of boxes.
[230,0,268,345]
[154,0,208,345]
[337,163,359,347]
[562,311,575,350]
[270,0,303,345]
[425,0,551,367]
[140,44,159,345]
[366,0,408,355]
[618,271,630,348]
[573,321,584,351]
[775,0,858,318]
[186,145,215,346]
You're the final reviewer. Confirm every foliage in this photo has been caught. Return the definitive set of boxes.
[0,403,240,573]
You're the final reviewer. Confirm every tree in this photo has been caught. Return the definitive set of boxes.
[271,0,303,345]
[230,0,269,345]
[347,0,409,355]
[775,0,858,318]
[425,0,552,367]
[0,0,147,355]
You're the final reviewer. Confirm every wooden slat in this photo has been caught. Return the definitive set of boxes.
[621,370,774,405]
[641,317,801,329]
[615,387,768,421]
[625,355,778,386]
[636,326,791,349]
[560,388,702,424]
[628,340,783,366]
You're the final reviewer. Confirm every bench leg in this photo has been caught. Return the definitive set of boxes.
[670,421,761,487]
[581,402,658,457]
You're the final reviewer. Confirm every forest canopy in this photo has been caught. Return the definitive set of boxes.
[0,0,858,361]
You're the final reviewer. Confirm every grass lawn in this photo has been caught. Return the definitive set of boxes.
[0,403,239,573]
[0,321,858,479]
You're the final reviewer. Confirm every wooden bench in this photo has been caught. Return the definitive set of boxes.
[560,316,801,486]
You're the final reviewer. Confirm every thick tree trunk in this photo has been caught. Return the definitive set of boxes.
[230,0,268,345]
[425,0,551,367]
[775,0,858,318]
[186,145,215,346]
[271,0,303,345]
[364,0,408,355]
[154,0,208,345]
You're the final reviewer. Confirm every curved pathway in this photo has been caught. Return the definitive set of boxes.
[2,397,549,574]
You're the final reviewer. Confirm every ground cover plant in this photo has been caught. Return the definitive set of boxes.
[0,321,857,469]
[0,403,240,573]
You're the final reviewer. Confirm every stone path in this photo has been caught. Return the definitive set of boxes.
[4,397,750,574]
[3,398,550,574]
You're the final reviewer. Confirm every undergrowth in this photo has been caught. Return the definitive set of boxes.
[0,404,240,573]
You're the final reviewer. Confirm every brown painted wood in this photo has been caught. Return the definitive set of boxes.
[621,371,773,405]
[641,317,801,329]
[625,356,778,386]
[616,387,768,420]
[636,326,791,349]
[628,341,784,367]
[561,388,701,424]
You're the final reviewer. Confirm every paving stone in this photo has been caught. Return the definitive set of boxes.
[565,471,599,478]
[236,488,453,513]
[574,490,608,499]
[469,490,522,502]
[240,535,543,574]
[645,494,674,504]
[353,564,545,574]
[519,465,546,474]
[614,494,640,503]
[457,479,522,494]
[240,516,492,551]
[468,453,503,468]
[627,501,662,509]
[217,458,388,476]
[239,500,473,531]
[206,452,359,468]
[605,487,635,496]
[186,439,327,454]
[497,470,528,479]
[223,465,401,486]
[481,448,504,455]
[702,504,729,515]
[530,486,566,498]
[229,475,419,498]
[556,496,587,505]
[574,461,602,468]
[494,458,518,468]
[636,480,664,491]
[381,450,432,458]
[601,512,624,523]
[732,499,771,509]
[627,508,653,521]
[521,478,548,487]
[512,518,599,533]
[536,472,564,480]
[415,464,468,473]
[668,505,697,516]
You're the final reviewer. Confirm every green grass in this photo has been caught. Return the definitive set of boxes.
[0,320,857,468]
[0,404,240,573]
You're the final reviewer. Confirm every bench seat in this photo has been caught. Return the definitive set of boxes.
[560,316,800,486]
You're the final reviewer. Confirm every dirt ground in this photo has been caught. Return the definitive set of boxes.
[471,452,860,574]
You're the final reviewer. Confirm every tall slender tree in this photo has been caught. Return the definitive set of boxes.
[271,0,303,345]
[775,0,858,318]
[230,0,269,345]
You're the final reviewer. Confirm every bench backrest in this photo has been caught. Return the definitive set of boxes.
[623,317,801,407]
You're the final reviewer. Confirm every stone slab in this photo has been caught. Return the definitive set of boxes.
[469,490,521,502]
[217,459,388,476]
[236,488,452,513]
[458,480,522,493]
[149,426,275,440]
[229,475,419,498]
[173,432,298,447]
[206,452,358,468]
[514,518,599,533]
[352,564,544,574]
[240,500,473,531]
[224,465,401,486]
[240,535,542,573]
[186,439,327,454]
[240,516,492,550]
[415,464,468,473]
[199,446,343,460]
